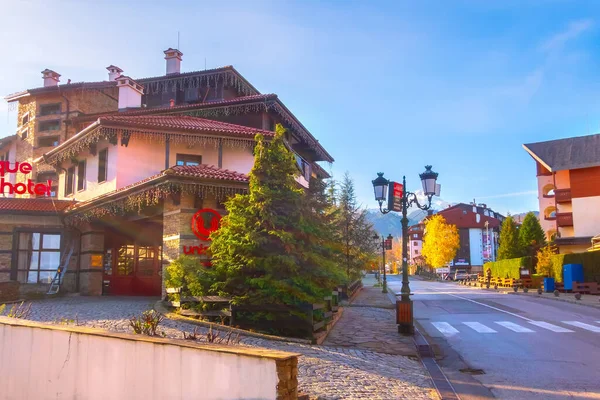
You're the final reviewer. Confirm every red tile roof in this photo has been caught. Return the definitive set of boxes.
[0,135,17,151]
[97,115,274,137]
[165,164,248,182]
[0,198,76,214]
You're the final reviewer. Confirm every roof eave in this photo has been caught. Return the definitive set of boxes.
[522,144,553,172]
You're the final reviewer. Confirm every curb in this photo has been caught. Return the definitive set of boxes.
[154,300,313,345]
[460,282,600,310]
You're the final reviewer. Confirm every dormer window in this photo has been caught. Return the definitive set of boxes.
[40,103,61,116]
[176,154,202,166]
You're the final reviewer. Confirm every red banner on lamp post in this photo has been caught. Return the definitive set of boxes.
[387,182,403,212]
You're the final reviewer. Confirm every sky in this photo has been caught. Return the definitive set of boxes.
[2,0,600,216]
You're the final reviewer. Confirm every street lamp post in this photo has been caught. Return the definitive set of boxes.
[373,233,393,293]
[372,166,440,335]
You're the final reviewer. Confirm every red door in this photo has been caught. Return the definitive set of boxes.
[103,244,161,296]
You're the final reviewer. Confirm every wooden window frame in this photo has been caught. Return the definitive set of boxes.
[65,166,75,196]
[38,135,60,148]
[38,119,61,132]
[39,103,61,116]
[14,231,62,284]
[175,153,202,166]
[98,148,108,183]
[77,160,86,191]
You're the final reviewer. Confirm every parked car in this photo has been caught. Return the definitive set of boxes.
[454,269,469,281]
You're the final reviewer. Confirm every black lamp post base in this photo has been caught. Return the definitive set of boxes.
[398,323,414,335]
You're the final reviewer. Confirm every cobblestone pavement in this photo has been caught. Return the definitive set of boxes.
[10,294,438,400]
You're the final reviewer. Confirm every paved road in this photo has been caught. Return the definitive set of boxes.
[387,276,600,400]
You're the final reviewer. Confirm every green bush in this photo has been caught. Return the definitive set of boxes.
[549,251,600,283]
[165,255,215,297]
[484,257,532,279]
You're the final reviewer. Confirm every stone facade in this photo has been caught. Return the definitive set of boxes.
[276,357,299,400]
[12,87,118,196]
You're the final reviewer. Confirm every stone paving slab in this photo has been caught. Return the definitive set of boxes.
[3,294,438,400]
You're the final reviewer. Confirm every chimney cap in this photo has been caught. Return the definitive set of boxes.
[164,48,183,59]
[41,69,61,78]
[116,75,144,93]
[106,65,124,73]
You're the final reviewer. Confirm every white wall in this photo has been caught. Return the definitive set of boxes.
[572,196,600,237]
[58,140,117,202]
[0,317,293,400]
[221,145,254,174]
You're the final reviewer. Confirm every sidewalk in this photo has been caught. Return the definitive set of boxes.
[481,284,600,309]
[323,275,417,356]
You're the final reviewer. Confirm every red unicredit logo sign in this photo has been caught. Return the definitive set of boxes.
[0,162,53,196]
[183,208,222,261]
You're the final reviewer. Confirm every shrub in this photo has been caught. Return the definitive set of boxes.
[549,251,600,283]
[485,257,532,279]
[536,244,558,277]
[0,302,31,319]
[129,310,165,336]
[165,255,217,298]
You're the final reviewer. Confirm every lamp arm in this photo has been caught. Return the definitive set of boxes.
[378,199,390,215]
[405,191,434,211]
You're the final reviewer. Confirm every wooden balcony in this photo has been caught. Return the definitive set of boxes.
[556,212,574,227]
[554,188,572,204]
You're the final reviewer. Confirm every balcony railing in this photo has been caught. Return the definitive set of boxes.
[555,188,572,203]
[556,212,574,227]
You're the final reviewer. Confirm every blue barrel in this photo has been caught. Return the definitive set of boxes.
[563,264,584,291]
[544,278,555,293]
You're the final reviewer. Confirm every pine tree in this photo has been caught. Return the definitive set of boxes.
[210,124,341,305]
[497,215,522,260]
[518,212,546,257]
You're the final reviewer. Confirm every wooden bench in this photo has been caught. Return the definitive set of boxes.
[514,278,533,288]
[502,278,515,288]
[165,290,233,322]
[572,281,600,295]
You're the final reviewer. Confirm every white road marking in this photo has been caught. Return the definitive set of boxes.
[431,322,460,337]
[495,321,535,333]
[462,322,497,333]
[528,321,574,333]
[562,321,600,332]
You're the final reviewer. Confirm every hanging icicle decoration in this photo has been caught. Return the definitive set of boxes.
[140,70,255,96]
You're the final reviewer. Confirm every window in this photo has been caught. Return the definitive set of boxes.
[176,154,202,166]
[16,232,61,284]
[77,160,86,191]
[22,112,30,125]
[40,103,61,116]
[39,120,60,131]
[98,148,108,182]
[22,128,29,139]
[413,234,418,238]
[65,166,75,196]
[0,151,8,161]
[38,136,59,148]
[414,249,419,254]
[117,245,135,276]
[414,241,418,246]
[37,173,56,197]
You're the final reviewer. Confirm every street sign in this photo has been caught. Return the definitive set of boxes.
[387,181,403,212]
[436,267,450,274]
[384,238,393,250]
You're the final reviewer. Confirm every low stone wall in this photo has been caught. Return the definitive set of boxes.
[0,317,300,400]
[0,281,19,302]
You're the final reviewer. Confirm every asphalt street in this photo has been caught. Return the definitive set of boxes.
[387,275,600,400]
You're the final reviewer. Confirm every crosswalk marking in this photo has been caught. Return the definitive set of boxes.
[494,321,535,333]
[431,322,460,337]
[562,321,600,332]
[463,322,497,333]
[528,321,573,333]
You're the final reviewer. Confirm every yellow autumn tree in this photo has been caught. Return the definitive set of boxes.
[422,215,460,268]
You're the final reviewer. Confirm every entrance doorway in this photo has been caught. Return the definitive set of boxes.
[102,218,163,296]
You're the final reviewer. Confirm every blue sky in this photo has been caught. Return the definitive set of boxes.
[2,0,600,215]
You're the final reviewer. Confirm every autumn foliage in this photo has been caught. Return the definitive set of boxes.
[422,215,460,268]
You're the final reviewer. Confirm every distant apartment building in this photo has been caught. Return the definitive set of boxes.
[523,133,600,254]
[407,223,424,265]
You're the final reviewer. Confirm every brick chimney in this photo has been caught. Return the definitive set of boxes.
[41,69,60,87]
[116,76,144,110]
[164,48,183,75]
[106,65,123,81]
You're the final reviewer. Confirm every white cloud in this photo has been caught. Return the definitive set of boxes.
[540,19,593,53]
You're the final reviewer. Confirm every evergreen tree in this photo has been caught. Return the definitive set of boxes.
[209,124,342,305]
[497,215,522,260]
[334,173,378,280]
[518,212,546,257]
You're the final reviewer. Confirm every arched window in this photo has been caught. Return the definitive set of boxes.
[544,206,556,220]
[542,184,555,197]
